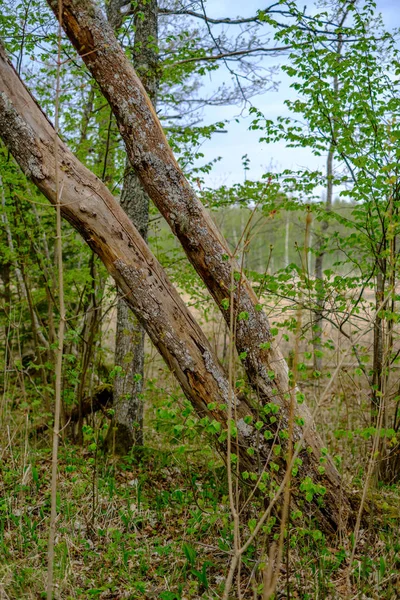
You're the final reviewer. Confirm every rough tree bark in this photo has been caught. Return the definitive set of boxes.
[45,0,353,531]
[0,40,351,532]
[105,0,158,452]
[109,169,148,451]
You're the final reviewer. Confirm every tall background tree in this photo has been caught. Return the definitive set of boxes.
[105,0,159,452]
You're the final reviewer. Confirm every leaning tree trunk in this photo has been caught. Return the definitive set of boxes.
[0,39,352,534]
[45,0,353,528]
[105,0,158,452]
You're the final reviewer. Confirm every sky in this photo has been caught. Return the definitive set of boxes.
[193,0,400,189]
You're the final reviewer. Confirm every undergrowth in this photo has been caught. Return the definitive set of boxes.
[0,433,398,599]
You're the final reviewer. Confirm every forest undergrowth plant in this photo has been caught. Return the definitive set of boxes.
[221,204,325,598]
[214,198,399,597]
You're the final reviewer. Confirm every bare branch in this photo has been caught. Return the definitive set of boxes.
[165,45,291,67]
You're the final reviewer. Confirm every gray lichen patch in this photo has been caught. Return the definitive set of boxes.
[201,348,239,407]
[237,418,254,438]
[0,92,47,181]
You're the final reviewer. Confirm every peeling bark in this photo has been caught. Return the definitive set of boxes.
[0,39,351,533]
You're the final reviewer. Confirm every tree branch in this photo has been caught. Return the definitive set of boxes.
[165,45,291,67]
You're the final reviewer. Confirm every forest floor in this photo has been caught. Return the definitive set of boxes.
[1,290,399,599]
[0,429,399,599]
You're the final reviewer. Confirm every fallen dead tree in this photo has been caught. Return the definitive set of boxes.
[33,384,113,436]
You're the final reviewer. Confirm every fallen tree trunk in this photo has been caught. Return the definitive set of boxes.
[45,0,352,531]
[0,41,351,533]
[68,383,113,423]
[34,384,113,436]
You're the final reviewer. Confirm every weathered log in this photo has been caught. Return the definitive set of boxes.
[68,383,113,423]
[44,0,352,531]
[0,40,350,533]
[34,384,113,436]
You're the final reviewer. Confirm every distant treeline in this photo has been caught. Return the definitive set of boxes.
[150,199,355,276]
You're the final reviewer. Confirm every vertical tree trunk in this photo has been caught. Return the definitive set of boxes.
[372,270,384,421]
[76,84,95,154]
[110,166,149,450]
[76,254,102,442]
[313,144,333,372]
[378,198,398,482]
[284,213,289,267]
[0,260,11,369]
[106,0,158,452]
[312,9,347,373]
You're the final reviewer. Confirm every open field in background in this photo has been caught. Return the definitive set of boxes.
[98,257,400,480]
[100,277,400,487]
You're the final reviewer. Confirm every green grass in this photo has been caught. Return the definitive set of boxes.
[0,436,399,599]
